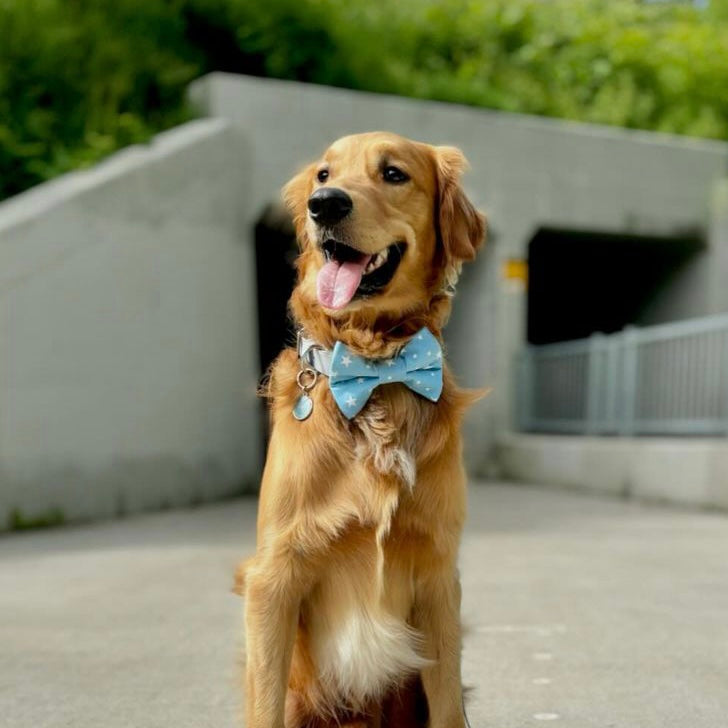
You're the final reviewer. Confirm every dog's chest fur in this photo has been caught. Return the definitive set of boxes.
[351,392,423,490]
[269,355,459,709]
[303,389,439,707]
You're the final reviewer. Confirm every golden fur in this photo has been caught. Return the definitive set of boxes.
[237,132,486,728]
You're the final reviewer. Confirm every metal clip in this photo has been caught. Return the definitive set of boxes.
[296,367,318,392]
[293,330,319,421]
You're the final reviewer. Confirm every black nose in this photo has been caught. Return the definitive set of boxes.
[307,188,353,226]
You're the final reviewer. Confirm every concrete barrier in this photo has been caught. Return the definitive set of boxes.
[4,73,728,527]
[497,433,728,509]
[189,72,728,472]
[0,119,261,530]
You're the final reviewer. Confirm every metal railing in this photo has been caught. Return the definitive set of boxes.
[517,313,728,436]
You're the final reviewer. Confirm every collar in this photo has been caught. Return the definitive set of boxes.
[298,333,334,376]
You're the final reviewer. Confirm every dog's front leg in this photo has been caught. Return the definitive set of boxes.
[243,554,302,728]
[413,567,466,728]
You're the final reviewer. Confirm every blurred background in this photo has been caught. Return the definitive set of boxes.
[2,0,728,529]
[3,2,728,726]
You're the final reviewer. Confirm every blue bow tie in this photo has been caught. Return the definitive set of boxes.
[329,327,443,418]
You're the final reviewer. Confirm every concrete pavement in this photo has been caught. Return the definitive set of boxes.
[1,482,727,727]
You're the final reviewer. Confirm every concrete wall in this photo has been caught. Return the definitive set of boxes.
[4,74,727,528]
[497,433,728,510]
[708,179,728,315]
[638,178,728,326]
[0,119,261,530]
[189,72,728,470]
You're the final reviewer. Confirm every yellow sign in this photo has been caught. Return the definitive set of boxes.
[502,258,528,283]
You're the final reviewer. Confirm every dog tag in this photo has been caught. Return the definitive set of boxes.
[293,393,313,421]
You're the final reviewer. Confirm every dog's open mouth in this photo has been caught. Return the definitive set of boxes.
[316,239,406,310]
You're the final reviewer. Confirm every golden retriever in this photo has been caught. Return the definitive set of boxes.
[236,132,486,728]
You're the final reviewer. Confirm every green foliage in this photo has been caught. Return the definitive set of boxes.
[0,0,198,199]
[320,0,728,140]
[1,0,727,201]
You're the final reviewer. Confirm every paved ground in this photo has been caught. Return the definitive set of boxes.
[1,482,727,728]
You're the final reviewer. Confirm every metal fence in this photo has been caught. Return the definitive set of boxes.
[517,313,728,436]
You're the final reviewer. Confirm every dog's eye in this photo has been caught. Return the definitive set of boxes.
[317,169,329,183]
[382,166,409,184]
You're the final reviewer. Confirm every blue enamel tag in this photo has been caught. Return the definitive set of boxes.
[293,393,313,421]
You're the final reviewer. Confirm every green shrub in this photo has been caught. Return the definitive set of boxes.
[322,0,728,140]
[0,0,200,199]
[1,0,727,201]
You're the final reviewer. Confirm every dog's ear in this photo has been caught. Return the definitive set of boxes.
[282,162,316,248]
[435,146,486,265]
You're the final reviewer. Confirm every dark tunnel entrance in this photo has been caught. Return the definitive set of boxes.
[527,227,704,345]
[254,203,298,377]
[254,203,298,448]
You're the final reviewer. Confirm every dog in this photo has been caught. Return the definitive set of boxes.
[236,132,486,728]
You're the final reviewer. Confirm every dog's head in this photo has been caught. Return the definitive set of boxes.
[284,132,485,340]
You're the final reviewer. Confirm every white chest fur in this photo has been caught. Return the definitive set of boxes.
[310,603,430,709]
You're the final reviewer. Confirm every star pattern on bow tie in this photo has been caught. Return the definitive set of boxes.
[328,328,444,419]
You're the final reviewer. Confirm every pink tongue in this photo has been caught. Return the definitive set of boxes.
[317,256,371,310]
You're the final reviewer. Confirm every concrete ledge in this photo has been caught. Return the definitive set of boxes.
[496,433,728,510]
[0,118,232,236]
[190,72,728,156]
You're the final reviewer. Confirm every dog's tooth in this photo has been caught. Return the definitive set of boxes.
[364,249,390,274]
